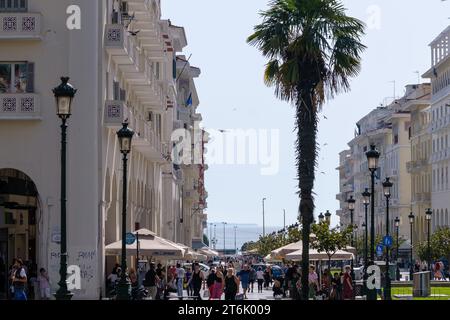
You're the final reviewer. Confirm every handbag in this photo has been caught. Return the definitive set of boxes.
[203,290,210,298]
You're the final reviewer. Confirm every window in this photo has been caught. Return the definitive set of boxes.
[0,62,33,93]
[113,81,120,100]
[0,0,27,12]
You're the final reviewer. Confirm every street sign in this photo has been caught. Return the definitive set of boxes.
[376,244,383,256]
[383,235,393,248]
[125,232,136,245]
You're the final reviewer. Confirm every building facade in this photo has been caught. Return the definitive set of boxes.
[423,26,450,234]
[337,85,431,244]
[0,0,207,299]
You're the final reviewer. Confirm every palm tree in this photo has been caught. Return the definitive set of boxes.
[247,0,365,300]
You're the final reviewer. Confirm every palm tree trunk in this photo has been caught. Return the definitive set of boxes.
[297,87,318,300]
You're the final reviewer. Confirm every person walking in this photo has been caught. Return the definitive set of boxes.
[249,266,256,293]
[37,268,51,300]
[185,267,193,297]
[144,263,159,300]
[11,259,27,300]
[224,268,240,300]
[342,266,354,300]
[308,265,319,300]
[212,268,224,300]
[206,267,216,299]
[188,263,205,300]
[175,263,186,299]
[330,272,341,300]
[238,264,251,299]
[256,267,264,293]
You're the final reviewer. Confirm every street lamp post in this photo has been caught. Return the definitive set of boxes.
[394,217,400,261]
[234,226,237,255]
[262,198,266,237]
[382,177,393,300]
[354,225,359,266]
[223,222,227,254]
[362,188,371,267]
[324,210,331,224]
[116,122,134,300]
[366,145,380,301]
[408,212,415,280]
[394,216,400,282]
[426,208,432,278]
[53,77,77,300]
[318,212,324,223]
[347,196,356,278]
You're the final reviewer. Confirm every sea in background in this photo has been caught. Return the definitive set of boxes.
[205,223,282,252]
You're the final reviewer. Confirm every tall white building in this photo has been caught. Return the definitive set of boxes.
[0,0,207,299]
[423,26,450,232]
[337,85,430,242]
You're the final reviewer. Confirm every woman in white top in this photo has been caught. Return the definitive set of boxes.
[256,267,265,293]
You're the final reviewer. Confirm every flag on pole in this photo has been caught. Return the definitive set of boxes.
[186,93,192,107]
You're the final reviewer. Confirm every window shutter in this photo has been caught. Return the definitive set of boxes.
[173,58,177,79]
[120,88,126,101]
[26,62,34,93]
[113,81,120,100]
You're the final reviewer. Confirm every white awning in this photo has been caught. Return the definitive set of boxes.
[285,248,354,261]
[105,229,185,259]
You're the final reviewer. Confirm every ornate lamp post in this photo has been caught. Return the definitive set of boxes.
[53,77,77,300]
[347,195,356,282]
[366,145,380,300]
[318,212,325,223]
[425,208,432,278]
[394,216,401,281]
[324,210,331,224]
[262,198,266,237]
[116,122,134,300]
[362,188,370,267]
[408,212,415,280]
[382,177,393,300]
[394,217,400,261]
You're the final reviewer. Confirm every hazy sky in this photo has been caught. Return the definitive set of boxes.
[162,0,450,228]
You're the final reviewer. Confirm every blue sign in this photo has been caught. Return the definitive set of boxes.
[376,244,383,256]
[383,235,393,248]
[125,232,136,245]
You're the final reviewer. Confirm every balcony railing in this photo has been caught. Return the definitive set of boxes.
[0,12,42,40]
[104,24,137,66]
[0,93,40,120]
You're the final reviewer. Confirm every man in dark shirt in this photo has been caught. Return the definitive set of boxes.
[144,263,159,300]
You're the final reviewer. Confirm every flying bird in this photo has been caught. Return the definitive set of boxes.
[218,129,228,133]
[128,30,140,36]
[323,115,328,119]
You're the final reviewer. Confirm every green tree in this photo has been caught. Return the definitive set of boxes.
[416,227,450,262]
[311,221,352,269]
[248,0,365,299]
[203,234,209,247]
[241,241,257,252]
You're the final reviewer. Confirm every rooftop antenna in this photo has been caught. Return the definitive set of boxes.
[389,80,396,100]
[414,71,420,84]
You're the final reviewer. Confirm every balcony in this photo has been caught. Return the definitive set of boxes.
[130,116,168,162]
[414,193,431,203]
[407,159,429,173]
[103,100,128,128]
[0,13,42,40]
[104,24,138,67]
[0,93,40,120]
